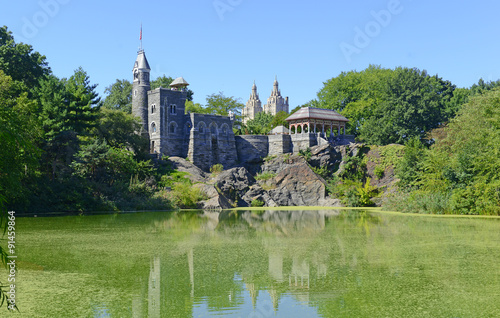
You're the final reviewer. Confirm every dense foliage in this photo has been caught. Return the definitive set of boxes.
[386,88,500,215]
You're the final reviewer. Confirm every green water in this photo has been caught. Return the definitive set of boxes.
[8,209,500,317]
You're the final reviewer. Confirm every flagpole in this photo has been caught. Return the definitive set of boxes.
[140,23,143,51]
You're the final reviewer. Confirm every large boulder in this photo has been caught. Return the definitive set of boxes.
[168,157,207,183]
[308,144,342,170]
[268,162,327,206]
[241,184,278,207]
[197,194,233,210]
[215,167,255,204]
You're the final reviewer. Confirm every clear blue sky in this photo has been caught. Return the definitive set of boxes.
[2,0,500,108]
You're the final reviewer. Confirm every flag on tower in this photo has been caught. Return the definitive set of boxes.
[140,24,142,41]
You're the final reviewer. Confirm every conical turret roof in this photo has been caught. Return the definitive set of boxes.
[134,50,151,70]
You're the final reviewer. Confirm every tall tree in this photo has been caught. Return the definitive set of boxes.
[0,26,50,90]
[205,92,243,116]
[361,67,455,145]
[0,70,41,203]
[316,65,393,135]
[102,79,132,113]
[245,111,274,135]
[37,68,101,179]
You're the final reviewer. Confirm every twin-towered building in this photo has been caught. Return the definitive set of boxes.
[241,79,289,124]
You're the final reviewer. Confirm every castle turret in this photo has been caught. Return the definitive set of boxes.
[132,49,151,135]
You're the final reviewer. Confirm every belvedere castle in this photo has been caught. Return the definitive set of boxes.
[132,49,353,171]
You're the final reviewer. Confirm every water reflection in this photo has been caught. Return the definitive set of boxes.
[17,209,500,317]
[133,209,379,317]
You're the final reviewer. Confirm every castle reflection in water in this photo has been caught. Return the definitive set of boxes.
[131,209,360,317]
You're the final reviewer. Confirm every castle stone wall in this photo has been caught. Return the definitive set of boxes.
[291,133,318,153]
[268,135,292,156]
[188,113,237,171]
[235,135,269,163]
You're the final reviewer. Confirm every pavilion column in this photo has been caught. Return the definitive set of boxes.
[338,123,341,136]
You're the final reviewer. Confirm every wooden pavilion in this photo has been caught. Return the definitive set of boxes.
[285,107,349,136]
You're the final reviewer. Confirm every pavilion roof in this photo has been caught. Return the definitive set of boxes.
[286,107,349,122]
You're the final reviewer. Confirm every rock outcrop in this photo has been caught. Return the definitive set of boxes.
[268,162,328,206]
[214,167,255,205]
[168,156,207,183]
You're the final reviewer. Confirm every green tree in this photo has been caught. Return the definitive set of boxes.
[205,92,243,116]
[360,67,455,145]
[245,111,274,135]
[270,110,289,129]
[0,70,41,204]
[64,67,101,135]
[0,26,50,90]
[102,79,133,113]
[37,68,101,179]
[316,65,393,135]
[185,100,208,114]
[92,108,149,158]
[395,136,426,189]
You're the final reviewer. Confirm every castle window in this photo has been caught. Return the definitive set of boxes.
[169,122,177,134]
[210,124,217,135]
[198,123,205,133]
[170,104,177,115]
[151,104,156,114]
[151,122,156,133]
[134,90,137,97]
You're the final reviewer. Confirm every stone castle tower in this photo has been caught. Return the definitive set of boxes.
[242,78,289,124]
[132,49,151,136]
[241,82,262,124]
[131,49,237,171]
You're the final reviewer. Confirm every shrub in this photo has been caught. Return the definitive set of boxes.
[210,163,224,175]
[159,171,190,188]
[263,155,277,162]
[374,165,385,179]
[255,171,276,181]
[250,199,265,207]
[299,148,312,161]
[312,165,329,179]
[170,182,207,209]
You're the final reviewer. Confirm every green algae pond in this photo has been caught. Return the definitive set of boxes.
[8,208,500,317]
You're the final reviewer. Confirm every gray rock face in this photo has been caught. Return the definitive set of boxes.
[268,162,327,206]
[308,144,342,170]
[241,184,278,207]
[197,194,233,210]
[168,156,207,183]
[215,167,255,204]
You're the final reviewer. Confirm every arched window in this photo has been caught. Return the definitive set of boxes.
[151,104,156,114]
[169,122,177,134]
[198,122,206,133]
[221,124,228,135]
[210,123,217,135]
[151,122,156,133]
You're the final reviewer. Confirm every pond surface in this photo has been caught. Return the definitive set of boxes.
[11,209,500,317]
